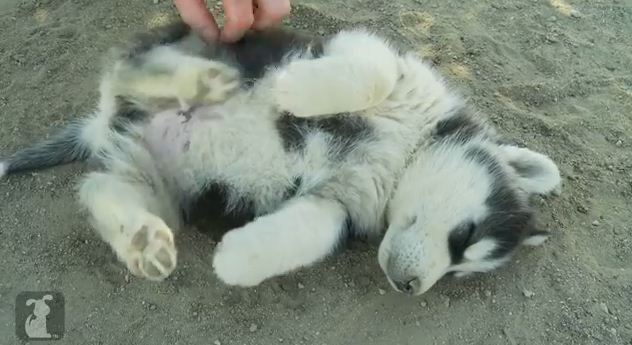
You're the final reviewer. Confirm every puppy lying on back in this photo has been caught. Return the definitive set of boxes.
[0,22,561,295]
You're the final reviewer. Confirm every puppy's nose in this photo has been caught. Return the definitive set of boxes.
[393,278,418,295]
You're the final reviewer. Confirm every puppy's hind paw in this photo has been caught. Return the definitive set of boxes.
[125,215,177,281]
[175,60,240,106]
[197,62,240,103]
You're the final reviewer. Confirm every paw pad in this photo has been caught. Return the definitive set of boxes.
[127,219,177,281]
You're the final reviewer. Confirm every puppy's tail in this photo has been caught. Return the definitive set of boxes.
[0,119,92,178]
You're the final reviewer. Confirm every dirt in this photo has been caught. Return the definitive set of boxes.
[0,0,631,344]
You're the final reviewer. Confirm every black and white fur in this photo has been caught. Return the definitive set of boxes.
[0,22,561,295]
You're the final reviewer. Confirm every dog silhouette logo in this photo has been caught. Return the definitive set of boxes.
[16,291,64,341]
[25,294,53,338]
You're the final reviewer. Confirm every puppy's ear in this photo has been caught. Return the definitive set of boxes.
[522,229,549,246]
[499,145,561,195]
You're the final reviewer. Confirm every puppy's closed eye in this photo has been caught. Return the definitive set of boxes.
[448,221,476,262]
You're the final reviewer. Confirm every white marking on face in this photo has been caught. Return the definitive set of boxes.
[449,257,509,276]
[463,238,497,261]
[522,234,549,246]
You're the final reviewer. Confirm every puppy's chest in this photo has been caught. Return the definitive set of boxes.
[142,107,222,165]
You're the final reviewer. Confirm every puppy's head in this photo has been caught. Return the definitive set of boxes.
[379,135,560,295]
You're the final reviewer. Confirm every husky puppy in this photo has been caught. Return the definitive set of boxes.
[0,22,561,295]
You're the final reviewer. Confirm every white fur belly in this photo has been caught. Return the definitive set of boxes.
[142,104,294,212]
[142,106,222,165]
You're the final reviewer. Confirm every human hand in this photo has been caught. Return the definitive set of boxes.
[174,0,291,43]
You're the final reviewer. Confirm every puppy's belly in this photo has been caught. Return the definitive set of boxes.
[142,106,222,166]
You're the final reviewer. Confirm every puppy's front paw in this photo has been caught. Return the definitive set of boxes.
[212,230,269,287]
[125,215,177,281]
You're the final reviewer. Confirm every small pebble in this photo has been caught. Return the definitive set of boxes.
[420,301,427,307]
[214,340,221,345]
[548,16,557,21]
[569,9,582,18]
[522,289,535,298]
[192,311,198,317]
[249,323,258,332]
[599,302,610,314]
[297,282,305,289]
[378,288,386,295]
[615,140,623,146]
[592,220,600,226]
[149,304,156,310]
[153,0,160,4]
[484,290,492,297]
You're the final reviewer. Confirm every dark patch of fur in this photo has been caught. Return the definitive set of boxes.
[276,112,307,151]
[110,97,151,133]
[448,222,475,264]
[194,28,322,87]
[453,147,535,262]
[311,40,324,58]
[343,214,373,240]
[184,183,255,240]
[221,29,322,83]
[124,21,191,63]
[283,177,303,199]
[483,179,535,260]
[434,107,485,143]
[276,112,373,158]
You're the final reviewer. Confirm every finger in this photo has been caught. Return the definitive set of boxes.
[221,0,255,42]
[252,0,291,30]
[174,0,220,41]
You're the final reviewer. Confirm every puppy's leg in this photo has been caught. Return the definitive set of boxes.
[98,22,240,109]
[275,29,399,117]
[213,195,347,286]
[78,171,177,281]
[112,47,240,110]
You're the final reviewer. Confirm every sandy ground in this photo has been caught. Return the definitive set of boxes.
[1,0,631,344]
